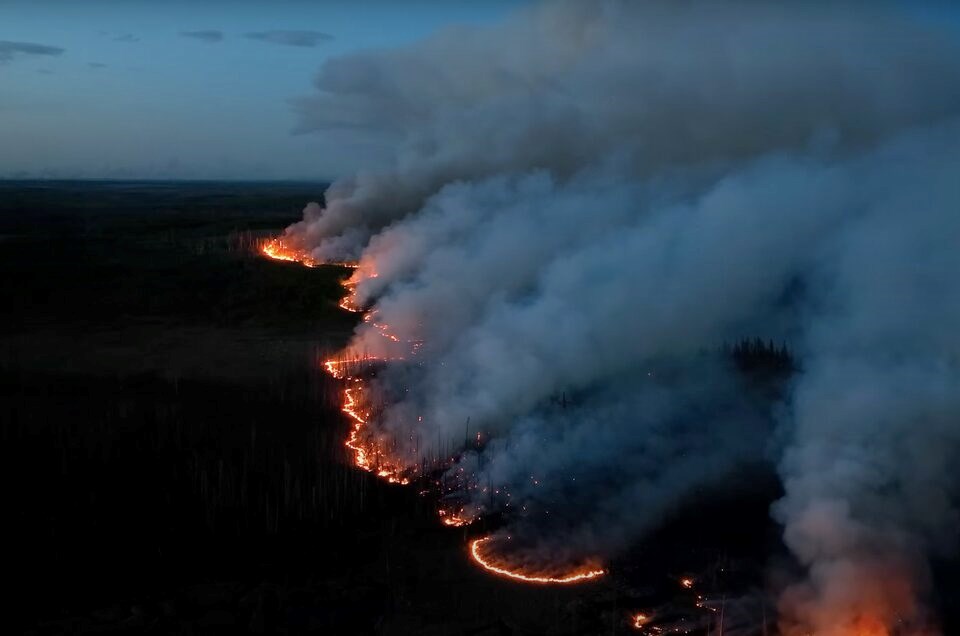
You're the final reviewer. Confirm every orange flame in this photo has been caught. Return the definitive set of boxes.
[260,237,320,267]
[260,237,411,483]
[630,612,651,630]
[341,381,411,485]
[261,235,608,586]
[469,536,606,585]
[438,508,474,527]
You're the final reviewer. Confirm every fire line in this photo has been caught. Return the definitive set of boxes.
[469,537,606,584]
[261,236,608,585]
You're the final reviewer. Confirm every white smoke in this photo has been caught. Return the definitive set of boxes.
[284,1,960,262]
[283,2,960,632]
[772,127,960,634]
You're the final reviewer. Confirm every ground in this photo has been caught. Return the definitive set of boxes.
[9,181,954,635]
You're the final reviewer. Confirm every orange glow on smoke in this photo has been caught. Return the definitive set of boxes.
[849,616,890,636]
[469,536,605,585]
[780,614,895,636]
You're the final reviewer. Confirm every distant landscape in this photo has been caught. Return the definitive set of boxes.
[1,181,806,635]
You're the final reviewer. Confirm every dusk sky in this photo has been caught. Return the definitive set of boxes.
[7,2,960,633]
[0,0,526,181]
[2,1,958,182]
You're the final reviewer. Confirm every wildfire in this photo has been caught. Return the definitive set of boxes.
[631,613,651,630]
[261,239,410,482]
[261,235,608,586]
[260,237,320,267]
[849,617,890,636]
[341,381,411,485]
[469,536,606,585]
[438,508,474,527]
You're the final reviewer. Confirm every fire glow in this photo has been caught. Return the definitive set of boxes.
[261,237,320,268]
[438,508,473,527]
[261,236,608,586]
[469,536,606,585]
[631,613,651,630]
[342,381,410,485]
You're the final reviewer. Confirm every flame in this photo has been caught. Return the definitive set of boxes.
[469,536,606,585]
[260,237,320,267]
[631,613,651,630]
[680,577,694,589]
[261,235,608,586]
[438,508,474,527]
[260,237,412,483]
[341,380,411,485]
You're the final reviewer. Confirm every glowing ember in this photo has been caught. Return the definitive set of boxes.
[680,577,694,589]
[438,508,474,527]
[469,536,605,584]
[631,613,651,630]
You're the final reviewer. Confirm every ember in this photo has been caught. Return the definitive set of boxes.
[631,612,651,629]
[438,508,474,527]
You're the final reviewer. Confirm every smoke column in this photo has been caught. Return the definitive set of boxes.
[281,2,960,632]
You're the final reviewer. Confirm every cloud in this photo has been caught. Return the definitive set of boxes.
[180,30,224,44]
[0,40,64,64]
[244,30,332,48]
[88,62,107,69]
[112,33,140,43]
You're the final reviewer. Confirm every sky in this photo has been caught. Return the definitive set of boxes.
[0,0,528,181]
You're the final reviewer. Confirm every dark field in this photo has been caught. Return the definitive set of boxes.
[7,181,953,635]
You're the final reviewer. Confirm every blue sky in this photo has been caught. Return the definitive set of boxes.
[2,1,958,182]
[0,0,527,181]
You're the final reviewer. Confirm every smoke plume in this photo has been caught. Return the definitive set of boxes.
[283,2,960,632]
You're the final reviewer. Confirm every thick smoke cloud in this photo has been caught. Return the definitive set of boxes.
[772,127,960,634]
[285,1,960,262]
[283,2,960,633]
